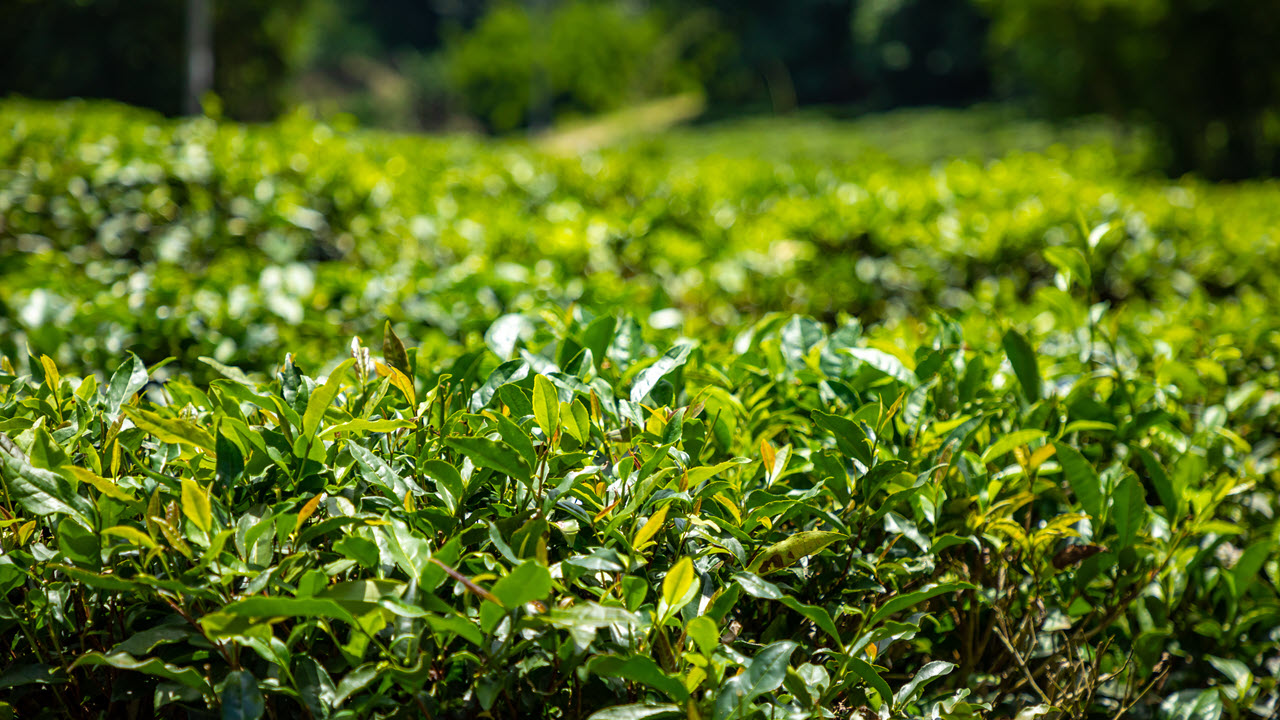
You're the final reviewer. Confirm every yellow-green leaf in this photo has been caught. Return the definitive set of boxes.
[60,466,135,503]
[748,531,845,574]
[981,430,1047,464]
[661,557,698,619]
[123,407,215,452]
[375,361,416,407]
[181,478,212,534]
[632,503,670,551]
[303,358,353,438]
[561,400,586,443]
[40,355,61,397]
[102,525,158,550]
[319,418,415,440]
[533,374,560,437]
[295,493,326,536]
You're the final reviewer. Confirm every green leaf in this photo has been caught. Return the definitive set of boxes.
[0,442,93,526]
[216,597,359,624]
[1158,689,1223,720]
[587,704,680,720]
[114,626,193,656]
[843,347,915,386]
[319,418,415,440]
[221,670,265,720]
[490,560,552,609]
[422,459,465,515]
[748,530,844,574]
[303,359,353,438]
[294,656,337,719]
[778,596,843,650]
[582,315,618,370]
[1044,246,1091,290]
[685,459,749,486]
[492,413,536,468]
[445,435,532,485]
[1002,329,1042,402]
[0,664,62,690]
[57,518,100,567]
[102,525,158,550]
[588,655,689,702]
[199,356,254,385]
[866,582,977,628]
[123,406,215,452]
[847,657,893,705]
[631,503,670,551]
[712,641,797,720]
[1112,473,1145,549]
[379,521,432,582]
[631,341,695,404]
[1231,539,1272,599]
[349,442,424,498]
[660,557,699,620]
[980,429,1047,464]
[893,660,955,709]
[561,399,589,443]
[72,651,212,695]
[383,321,412,378]
[542,603,643,632]
[1053,442,1104,521]
[61,466,134,503]
[332,663,381,707]
[686,616,719,654]
[103,353,148,418]
[215,430,244,489]
[734,572,843,649]
[52,564,139,592]
[811,411,872,466]
[1131,445,1179,523]
[470,359,530,412]
[181,478,213,534]
[533,374,560,437]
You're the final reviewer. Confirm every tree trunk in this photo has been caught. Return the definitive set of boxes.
[186,0,214,115]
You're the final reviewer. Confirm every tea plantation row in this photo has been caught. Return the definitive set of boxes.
[0,101,1277,719]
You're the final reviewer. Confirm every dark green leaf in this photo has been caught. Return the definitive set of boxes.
[630,341,695,404]
[588,655,688,702]
[893,660,955,709]
[103,353,148,418]
[712,641,797,720]
[1002,329,1042,402]
[847,657,893,705]
[445,435,532,485]
[72,651,212,695]
[490,560,552,609]
[1112,473,1145,549]
[221,670,265,720]
[383,321,411,378]
[866,582,977,628]
[1054,442,1104,521]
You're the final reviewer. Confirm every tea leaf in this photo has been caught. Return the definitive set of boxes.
[1002,329,1042,402]
[534,374,560,437]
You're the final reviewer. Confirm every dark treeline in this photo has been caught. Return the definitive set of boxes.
[2,0,1277,178]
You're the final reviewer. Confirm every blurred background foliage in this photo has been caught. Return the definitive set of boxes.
[0,0,1277,178]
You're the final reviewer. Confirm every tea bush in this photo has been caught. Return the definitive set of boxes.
[1,101,1278,719]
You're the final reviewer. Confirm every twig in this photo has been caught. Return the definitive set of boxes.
[993,621,1051,705]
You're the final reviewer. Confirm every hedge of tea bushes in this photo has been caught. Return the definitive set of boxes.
[1,99,1279,718]
[1,309,1276,719]
[3,100,1280,377]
